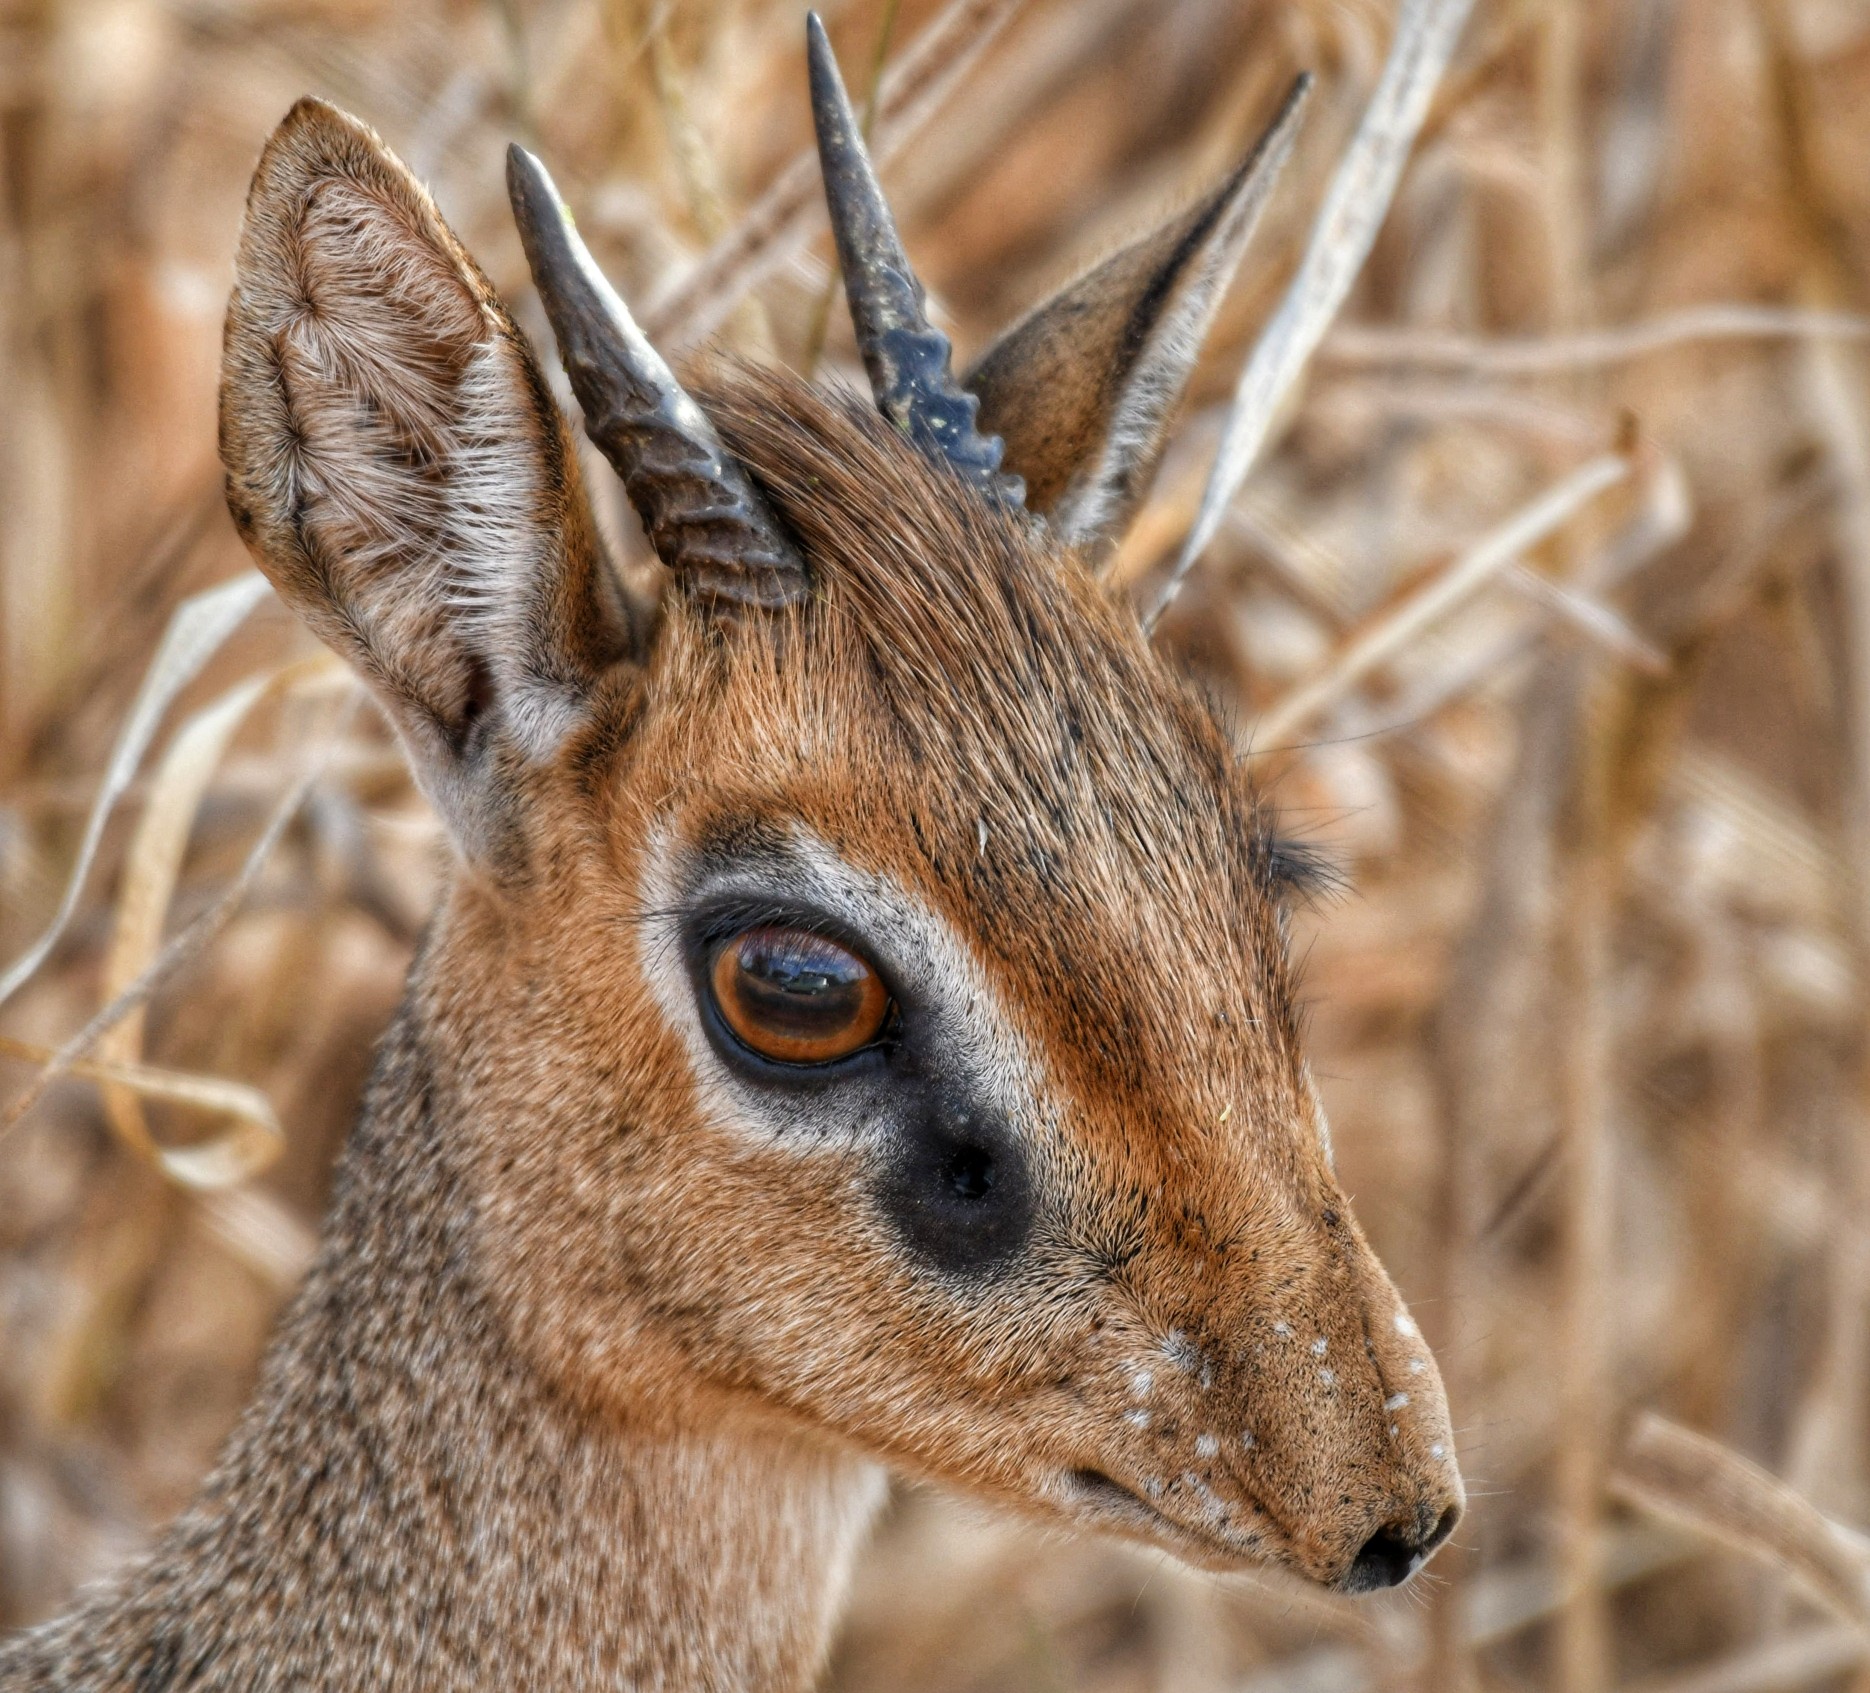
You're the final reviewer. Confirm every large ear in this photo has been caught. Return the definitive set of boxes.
[964,76,1309,551]
[219,99,631,856]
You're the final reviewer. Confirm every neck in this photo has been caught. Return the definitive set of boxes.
[0,998,884,1693]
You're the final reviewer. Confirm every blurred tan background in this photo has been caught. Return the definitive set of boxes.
[7,0,1870,1687]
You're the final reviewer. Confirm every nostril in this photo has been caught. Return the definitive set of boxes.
[1421,1502,1459,1558]
[1340,1504,1460,1593]
[1341,1525,1418,1592]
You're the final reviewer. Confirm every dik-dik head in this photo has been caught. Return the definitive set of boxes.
[219,24,1459,1593]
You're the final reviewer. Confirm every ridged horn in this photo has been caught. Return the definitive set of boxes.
[506,144,808,611]
[805,12,1025,508]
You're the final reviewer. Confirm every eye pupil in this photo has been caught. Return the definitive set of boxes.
[944,1144,997,1200]
[743,935,864,1000]
[710,925,889,1065]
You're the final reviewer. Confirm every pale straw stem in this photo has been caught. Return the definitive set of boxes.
[1148,0,1477,629]
[1250,451,1630,751]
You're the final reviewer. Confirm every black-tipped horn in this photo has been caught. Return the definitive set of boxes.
[506,144,808,611]
[805,13,1024,508]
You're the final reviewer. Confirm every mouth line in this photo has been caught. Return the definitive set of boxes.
[1062,1467,1272,1567]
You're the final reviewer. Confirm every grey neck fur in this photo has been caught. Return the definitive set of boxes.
[0,981,885,1692]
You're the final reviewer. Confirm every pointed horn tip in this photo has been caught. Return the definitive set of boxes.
[505,143,565,224]
[505,141,540,191]
[804,10,834,70]
[1267,71,1315,136]
[802,0,1022,514]
[805,9,855,120]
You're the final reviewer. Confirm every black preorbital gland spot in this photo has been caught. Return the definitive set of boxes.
[878,1101,1032,1276]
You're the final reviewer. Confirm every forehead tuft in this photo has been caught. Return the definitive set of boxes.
[698,366,1260,872]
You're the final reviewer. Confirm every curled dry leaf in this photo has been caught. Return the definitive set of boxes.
[96,656,337,1171]
[0,1034,282,1191]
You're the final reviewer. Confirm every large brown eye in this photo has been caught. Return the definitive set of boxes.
[710,926,890,1064]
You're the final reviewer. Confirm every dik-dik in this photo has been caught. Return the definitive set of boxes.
[0,19,1460,1690]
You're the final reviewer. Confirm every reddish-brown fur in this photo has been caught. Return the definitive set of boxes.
[0,97,1460,1692]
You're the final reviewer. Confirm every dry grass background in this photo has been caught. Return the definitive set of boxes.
[5,0,1870,1686]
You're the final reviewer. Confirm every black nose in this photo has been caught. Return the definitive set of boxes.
[1340,1505,1459,1593]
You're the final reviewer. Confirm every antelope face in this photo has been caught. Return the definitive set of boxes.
[218,56,1457,1600]
[565,373,1461,1593]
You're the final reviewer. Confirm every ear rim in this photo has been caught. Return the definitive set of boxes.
[964,74,1311,552]
[219,97,631,857]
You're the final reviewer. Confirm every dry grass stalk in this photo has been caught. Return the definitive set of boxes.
[1151,0,1478,625]
[1,684,355,1140]
[0,1035,282,1191]
[1236,1525,1700,1691]
[1321,305,1870,376]
[94,659,328,1158]
[0,574,273,1009]
[1251,449,1631,748]
[1611,1411,1870,1633]
[1757,0,1870,1575]
[1632,1626,1865,1693]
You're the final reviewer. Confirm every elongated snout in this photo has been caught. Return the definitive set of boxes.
[1064,1200,1465,1588]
